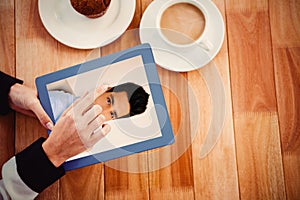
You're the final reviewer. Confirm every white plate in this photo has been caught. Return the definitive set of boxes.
[38,0,136,49]
[139,0,224,72]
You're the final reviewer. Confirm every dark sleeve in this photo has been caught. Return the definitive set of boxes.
[0,71,23,115]
[15,137,65,193]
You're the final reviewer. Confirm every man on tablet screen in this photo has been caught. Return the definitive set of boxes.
[49,82,149,121]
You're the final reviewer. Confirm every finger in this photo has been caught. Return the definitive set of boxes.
[87,114,106,134]
[61,94,82,116]
[75,92,95,115]
[73,91,88,108]
[90,124,111,145]
[31,101,54,130]
[83,104,103,125]
[60,91,86,118]
[75,85,108,115]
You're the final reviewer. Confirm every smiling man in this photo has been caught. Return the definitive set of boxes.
[49,82,149,121]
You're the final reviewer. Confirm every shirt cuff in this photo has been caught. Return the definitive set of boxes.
[0,71,23,115]
[2,157,38,199]
[15,137,65,193]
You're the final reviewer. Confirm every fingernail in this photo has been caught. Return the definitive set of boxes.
[46,122,54,130]
[102,124,111,135]
[94,104,102,113]
[99,114,106,121]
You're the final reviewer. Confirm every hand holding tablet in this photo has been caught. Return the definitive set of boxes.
[42,85,111,167]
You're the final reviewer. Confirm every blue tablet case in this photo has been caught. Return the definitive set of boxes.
[36,43,174,171]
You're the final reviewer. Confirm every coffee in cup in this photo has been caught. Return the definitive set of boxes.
[157,0,212,50]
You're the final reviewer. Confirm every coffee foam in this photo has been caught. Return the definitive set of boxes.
[160,3,205,45]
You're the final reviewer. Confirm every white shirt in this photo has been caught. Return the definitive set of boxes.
[1,157,38,200]
[48,90,76,120]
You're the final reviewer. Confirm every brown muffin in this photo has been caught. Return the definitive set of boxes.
[70,0,111,18]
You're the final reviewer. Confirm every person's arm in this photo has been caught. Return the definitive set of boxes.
[0,71,23,115]
[0,71,62,199]
[0,138,66,200]
[1,159,38,200]
[1,138,65,200]
[0,72,110,199]
[0,71,53,129]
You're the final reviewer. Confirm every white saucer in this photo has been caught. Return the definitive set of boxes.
[139,0,224,72]
[38,0,136,49]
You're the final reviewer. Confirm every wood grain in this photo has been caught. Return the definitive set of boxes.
[189,64,240,199]
[148,68,194,199]
[104,156,149,200]
[234,113,286,199]
[60,166,104,200]
[269,0,300,48]
[0,0,15,74]
[270,6,300,199]
[0,0,15,177]
[189,49,240,200]
[273,47,300,200]
[226,2,287,199]
[225,0,268,12]
[188,1,239,198]
[226,10,277,113]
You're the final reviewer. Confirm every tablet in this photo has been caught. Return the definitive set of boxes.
[36,43,174,171]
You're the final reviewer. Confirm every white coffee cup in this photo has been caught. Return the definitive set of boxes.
[156,0,213,51]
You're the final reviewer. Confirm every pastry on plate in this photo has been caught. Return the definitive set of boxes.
[70,0,111,18]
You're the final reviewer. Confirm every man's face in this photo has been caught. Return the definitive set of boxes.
[94,91,130,120]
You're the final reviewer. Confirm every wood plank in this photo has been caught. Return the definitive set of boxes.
[101,1,150,199]
[0,0,15,74]
[234,112,286,199]
[128,0,142,30]
[188,63,240,199]
[0,0,15,177]
[189,18,239,200]
[273,47,300,200]
[60,165,104,200]
[226,10,277,113]
[225,0,268,12]
[104,155,149,200]
[189,1,239,198]
[226,2,287,199]
[269,0,300,48]
[269,6,300,199]
[15,0,102,199]
[148,68,194,199]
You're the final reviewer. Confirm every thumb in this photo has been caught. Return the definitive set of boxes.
[31,102,53,130]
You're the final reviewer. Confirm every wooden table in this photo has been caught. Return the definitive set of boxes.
[1,0,299,199]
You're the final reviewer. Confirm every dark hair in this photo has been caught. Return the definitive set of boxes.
[107,82,150,118]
